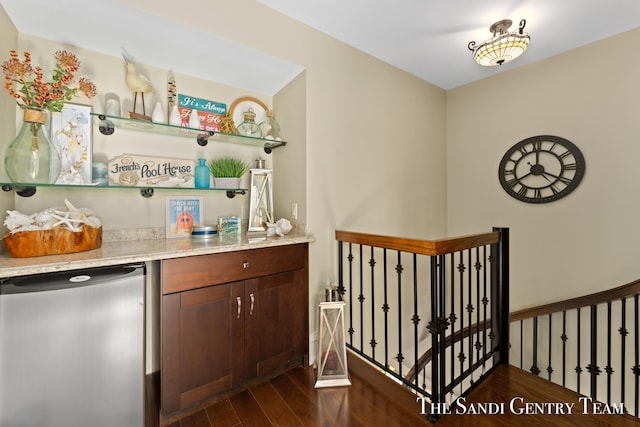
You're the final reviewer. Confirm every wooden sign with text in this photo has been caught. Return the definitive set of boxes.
[108,153,196,188]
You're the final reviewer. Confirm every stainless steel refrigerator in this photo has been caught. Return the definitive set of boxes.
[0,263,145,427]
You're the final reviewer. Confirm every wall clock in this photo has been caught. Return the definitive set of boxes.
[498,135,585,204]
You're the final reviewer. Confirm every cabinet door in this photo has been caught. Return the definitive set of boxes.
[161,281,245,415]
[245,268,307,379]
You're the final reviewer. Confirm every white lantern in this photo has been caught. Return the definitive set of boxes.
[315,301,351,388]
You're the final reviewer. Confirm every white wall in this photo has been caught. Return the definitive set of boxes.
[446,28,640,310]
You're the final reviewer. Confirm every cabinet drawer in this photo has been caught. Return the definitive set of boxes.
[161,243,307,294]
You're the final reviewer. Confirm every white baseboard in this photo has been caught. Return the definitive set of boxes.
[309,331,318,366]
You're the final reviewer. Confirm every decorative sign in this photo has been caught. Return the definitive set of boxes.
[50,103,92,185]
[108,153,196,188]
[177,108,223,132]
[178,94,226,114]
[166,196,203,238]
[178,94,226,132]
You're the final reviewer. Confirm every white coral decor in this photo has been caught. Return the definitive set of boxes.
[266,218,293,237]
[4,199,102,234]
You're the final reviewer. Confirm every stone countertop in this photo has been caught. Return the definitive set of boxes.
[0,229,315,279]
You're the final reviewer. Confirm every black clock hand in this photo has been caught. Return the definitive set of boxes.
[519,172,532,180]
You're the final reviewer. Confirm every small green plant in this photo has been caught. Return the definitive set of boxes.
[207,157,249,178]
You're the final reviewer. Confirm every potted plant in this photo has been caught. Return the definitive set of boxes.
[207,156,249,189]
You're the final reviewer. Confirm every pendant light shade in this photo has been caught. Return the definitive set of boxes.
[468,19,530,66]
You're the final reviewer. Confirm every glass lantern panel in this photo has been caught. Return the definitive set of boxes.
[317,303,348,379]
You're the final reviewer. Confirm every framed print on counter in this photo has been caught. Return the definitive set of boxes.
[50,103,92,184]
[166,196,203,238]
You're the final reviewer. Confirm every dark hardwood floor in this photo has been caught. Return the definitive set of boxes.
[153,353,429,427]
[152,354,640,427]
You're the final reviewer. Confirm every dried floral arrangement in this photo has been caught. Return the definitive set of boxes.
[2,49,97,112]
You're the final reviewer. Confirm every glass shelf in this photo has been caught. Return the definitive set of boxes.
[91,113,287,153]
[1,183,247,199]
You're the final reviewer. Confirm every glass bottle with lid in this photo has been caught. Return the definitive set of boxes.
[258,110,280,140]
[236,108,262,138]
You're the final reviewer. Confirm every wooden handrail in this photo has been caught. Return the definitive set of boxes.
[335,230,500,256]
[406,278,640,381]
[510,278,640,322]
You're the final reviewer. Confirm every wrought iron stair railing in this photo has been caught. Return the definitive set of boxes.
[335,227,509,421]
[401,272,640,419]
[510,278,640,417]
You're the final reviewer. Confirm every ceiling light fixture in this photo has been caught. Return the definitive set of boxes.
[468,19,530,66]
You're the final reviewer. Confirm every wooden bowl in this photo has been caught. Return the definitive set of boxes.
[3,226,103,258]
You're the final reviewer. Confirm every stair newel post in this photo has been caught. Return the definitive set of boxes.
[491,227,510,364]
[427,255,448,422]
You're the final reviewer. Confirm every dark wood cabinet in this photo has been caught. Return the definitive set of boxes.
[160,244,308,420]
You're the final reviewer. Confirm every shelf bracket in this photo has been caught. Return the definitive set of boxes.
[2,185,36,197]
[226,190,246,199]
[140,188,154,198]
[97,115,115,135]
[263,141,287,154]
[197,131,215,147]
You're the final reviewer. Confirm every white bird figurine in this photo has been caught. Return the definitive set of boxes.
[122,54,155,116]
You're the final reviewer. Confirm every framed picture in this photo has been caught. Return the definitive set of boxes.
[166,196,203,238]
[50,103,92,184]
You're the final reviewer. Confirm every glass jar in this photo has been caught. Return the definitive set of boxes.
[236,108,262,138]
[4,106,61,184]
[258,110,280,139]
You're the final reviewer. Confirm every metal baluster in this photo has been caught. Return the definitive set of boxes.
[482,245,488,371]
[412,253,420,388]
[606,301,612,406]
[458,251,465,390]
[547,313,553,381]
[562,310,567,387]
[577,307,582,393]
[383,249,389,374]
[438,254,447,401]
[347,243,354,346]
[428,256,439,418]
[369,246,376,360]
[358,244,364,353]
[531,316,539,375]
[450,252,456,390]
[475,247,481,370]
[620,297,627,409]
[634,294,639,417]
[467,249,473,374]
[588,305,599,400]
[397,250,404,378]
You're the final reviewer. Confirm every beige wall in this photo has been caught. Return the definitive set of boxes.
[3,0,637,324]
[120,0,449,327]
[0,6,16,219]
[0,1,447,335]
[446,28,640,310]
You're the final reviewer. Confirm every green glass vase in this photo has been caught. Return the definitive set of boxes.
[4,106,61,184]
